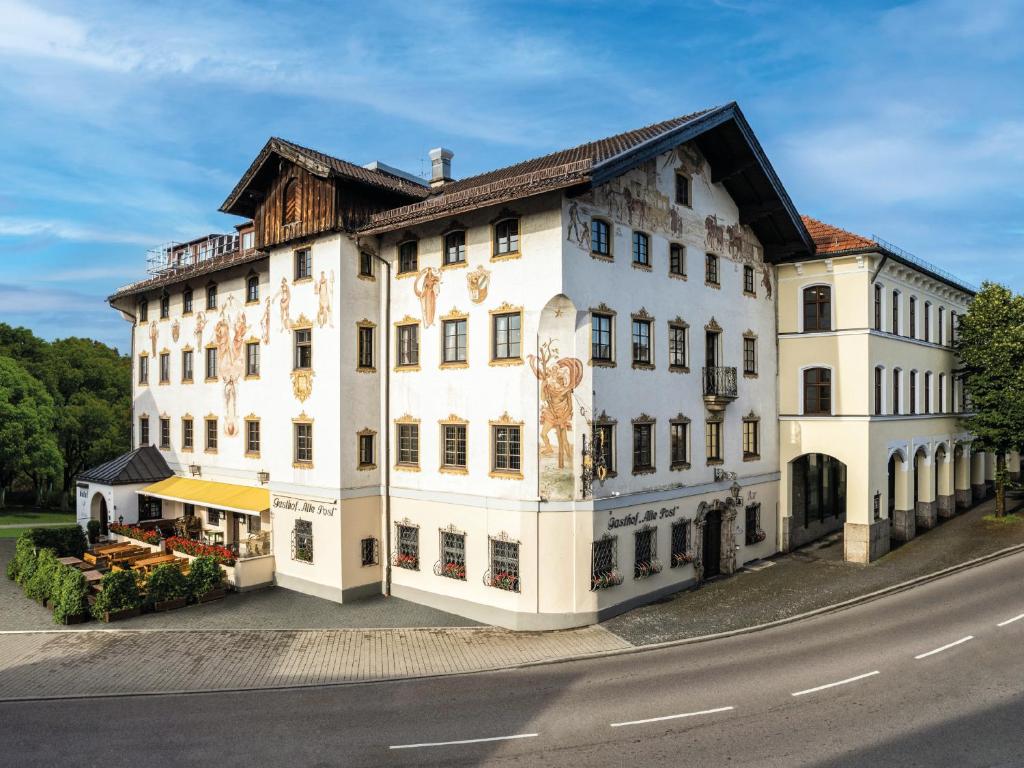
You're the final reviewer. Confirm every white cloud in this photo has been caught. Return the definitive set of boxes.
[0,217,158,245]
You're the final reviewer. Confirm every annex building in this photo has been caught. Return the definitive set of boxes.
[77,101,993,629]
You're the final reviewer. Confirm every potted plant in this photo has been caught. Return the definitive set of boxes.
[52,565,90,625]
[91,569,143,622]
[86,520,101,545]
[146,564,188,611]
[188,556,227,603]
[24,548,59,605]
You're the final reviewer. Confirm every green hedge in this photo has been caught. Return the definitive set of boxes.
[24,548,59,603]
[91,570,142,619]
[52,565,89,624]
[25,526,87,558]
[187,556,224,598]
[146,563,188,605]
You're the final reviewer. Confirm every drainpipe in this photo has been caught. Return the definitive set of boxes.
[369,247,393,596]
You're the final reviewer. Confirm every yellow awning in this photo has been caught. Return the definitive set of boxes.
[139,476,269,516]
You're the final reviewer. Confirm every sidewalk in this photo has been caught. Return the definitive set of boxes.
[1,498,1021,700]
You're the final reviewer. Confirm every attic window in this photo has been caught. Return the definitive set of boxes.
[283,177,301,225]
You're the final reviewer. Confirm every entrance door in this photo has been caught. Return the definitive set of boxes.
[703,508,722,578]
[99,498,108,536]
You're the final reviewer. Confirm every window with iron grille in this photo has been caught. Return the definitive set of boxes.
[139,416,149,446]
[160,293,169,319]
[182,350,193,382]
[492,312,521,360]
[492,425,521,473]
[592,313,613,362]
[294,248,312,280]
[668,324,687,369]
[705,419,722,462]
[675,173,691,206]
[360,251,374,277]
[293,328,312,370]
[634,526,659,579]
[803,286,831,331]
[489,538,520,592]
[397,324,419,367]
[294,422,313,464]
[632,231,649,266]
[595,423,615,474]
[246,342,260,377]
[205,347,217,379]
[670,420,689,468]
[182,418,193,450]
[591,536,619,590]
[358,433,375,467]
[705,253,719,285]
[745,503,764,545]
[444,231,466,264]
[671,519,691,567]
[397,424,419,466]
[803,367,831,414]
[206,418,218,451]
[396,523,419,569]
[208,508,221,525]
[246,420,260,455]
[743,418,759,459]
[494,219,519,256]
[159,418,170,449]
[183,288,193,314]
[743,265,755,294]
[206,283,217,310]
[398,240,418,273]
[246,275,259,303]
[632,319,651,365]
[632,422,653,472]
[743,336,757,375]
[443,319,467,363]
[293,519,313,563]
[159,353,170,383]
[439,529,466,580]
[358,325,374,369]
[138,355,148,385]
[443,424,467,469]
[360,537,378,566]
[670,243,686,276]
[591,219,610,257]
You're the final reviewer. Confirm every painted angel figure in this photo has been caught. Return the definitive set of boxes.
[148,322,159,356]
[278,277,291,331]
[316,270,335,328]
[413,267,442,328]
[171,319,180,343]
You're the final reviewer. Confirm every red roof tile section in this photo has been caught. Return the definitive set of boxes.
[801,215,875,255]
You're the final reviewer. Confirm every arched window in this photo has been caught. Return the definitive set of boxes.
[892,368,902,415]
[938,373,946,414]
[182,287,193,314]
[892,290,901,335]
[873,284,883,331]
[803,367,832,414]
[493,218,520,256]
[924,301,931,342]
[803,286,831,332]
[283,177,300,225]
[909,370,918,414]
[924,371,932,414]
[909,296,917,339]
[159,292,169,319]
[444,230,466,265]
[246,274,259,303]
[874,366,884,415]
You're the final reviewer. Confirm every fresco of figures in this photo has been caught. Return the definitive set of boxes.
[414,267,442,327]
[529,337,583,501]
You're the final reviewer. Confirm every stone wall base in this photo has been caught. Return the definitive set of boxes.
[844,519,891,563]
[782,513,845,552]
[937,494,956,519]
[916,500,938,530]
[955,488,972,510]
[972,484,986,502]
[891,508,916,542]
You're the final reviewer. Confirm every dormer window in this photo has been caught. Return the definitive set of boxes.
[493,218,519,257]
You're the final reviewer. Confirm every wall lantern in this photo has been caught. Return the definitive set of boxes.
[257,470,270,485]
[189,464,202,477]
[730,480,742,503]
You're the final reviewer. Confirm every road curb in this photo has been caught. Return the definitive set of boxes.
[4,541,1024,702]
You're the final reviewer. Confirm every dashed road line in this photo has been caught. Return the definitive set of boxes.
[997,613,1024,627]
[914,635,974,660]
[610,706,735,727]
[389,733,539,750]
[791,670,879,697]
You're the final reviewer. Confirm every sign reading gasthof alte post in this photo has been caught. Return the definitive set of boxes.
[272,494,338,517]
[607,505,678,530]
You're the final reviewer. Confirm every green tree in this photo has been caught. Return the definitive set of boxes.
[0,356,63,508]
[954,282,1024,516]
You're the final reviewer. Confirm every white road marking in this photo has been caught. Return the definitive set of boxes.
[914,635,974,659]
[997,613,1024,627]
[791,670,879,697]
[610,706,735,727]
[389,733,538,750]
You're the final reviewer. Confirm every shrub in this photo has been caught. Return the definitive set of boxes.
[26,526,87,558]
[8,534,34,582]
[24,548,59,603]
[146,563,188,605]
[91,569,142,619]
[52,565,89,624]
[86,520,101,544]
[187,556,224,598]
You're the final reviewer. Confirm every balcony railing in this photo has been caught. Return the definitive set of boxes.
[146,233,243,277]
[702,366,738,399]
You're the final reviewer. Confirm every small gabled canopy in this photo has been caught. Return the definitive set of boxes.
[77,446,173,486]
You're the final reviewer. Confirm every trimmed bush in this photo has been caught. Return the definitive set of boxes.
[187,556,224,599]
[10,533,38,585]
[91,569,142,620]
[146,563,188,605]
[52,565,89,624]
[25,526,87,558]
[24,548,59,603]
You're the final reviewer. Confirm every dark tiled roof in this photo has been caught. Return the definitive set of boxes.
[77,446,173,486]
[108,248,267,303]
[801,215,875,254]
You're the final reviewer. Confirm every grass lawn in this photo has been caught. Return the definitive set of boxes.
[0,524,78,539]
[0,507,76,527]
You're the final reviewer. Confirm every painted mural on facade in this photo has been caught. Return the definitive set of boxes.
[466,265,490,304]
[414,267,442,327]
[212,297,249,437]
[316,270,335,328]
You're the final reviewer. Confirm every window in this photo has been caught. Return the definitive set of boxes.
[489,538,520,592]
[909,297,917,339]
[241,231,254,251]
[743,417,760,459]
[245,342,259,377]
[492,312,521,361]
[360,537,378,567]
[705,253,719,285]
[442,424,467,469]
[792,453,847,528]
[803,367,831,414]
[246,274,259,303]
[924,371,932,414]
[294,248,312,281]
[181,350,193,383]
[492,424,521,474]
[591,536,620,590]
[181,418,193,451]
[669,323,688,369]
[359,251,374,278]
[283,178,301,226]
[246,419,260,456]
[205,418,218,452]
[591,219,610,257]
[595,423,615,475]
[671,520,690,567]
[159,353,170,383]
[743,336,757,376]
[294,422,313,465]
[743,265,755,295]
[358,432,375,467]
[398,240,418,273]
[206,283,217,311]
[675,173,691,206]
[396,523,419,570]
[892,290,900,334]
[205,347,217,380]
[938,307,945,345]
[358,325,374,369]
[631,231,650,267]
[874,367,884,415]
[631,319,651,366]
[803,286,831,332]
[893,369,902,415]
[950,310,957,344]
[938,373,946,414]
[634,527,658,579]
[705,419,723,462]
[293,328,312,370]
[493,218,519,256]
[397,323,419,367]
[138,300,149,322]
[397,423,419,466]
[207,508,222,526]
[138,416,150,446]
[444,231,466,265]
[592,313,613,363]
[745,504,764,546]
[182,288,193,315]
[705,330,720,367]
[669,243,686,277]
[293,519,313,563]
[670,419,689,468]
[439,529,466,580]
[247,514,261,535]
[443,318,467,364]
[160,293,169,319]
[138,496,162,522]
[924,301,931,342]
[909,370,917,414]
[632,422,653,473]
[874,284,882,331]
[183,503,195,519]
[138,355,148,385]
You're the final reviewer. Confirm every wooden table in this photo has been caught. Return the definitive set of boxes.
[132,554,177,571]
[82,570,104,584]
[57,556,83,567]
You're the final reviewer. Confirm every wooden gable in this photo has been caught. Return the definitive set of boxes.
[254,162,336,250]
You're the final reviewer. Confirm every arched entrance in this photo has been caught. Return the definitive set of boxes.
[935,445,953,519]
[90,492,108,536]
[695,499,738,581]
[888,449,913,542]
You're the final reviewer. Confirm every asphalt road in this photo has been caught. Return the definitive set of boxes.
[4,550,1024,767]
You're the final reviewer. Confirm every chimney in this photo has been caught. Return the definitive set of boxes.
[429,147,454,188]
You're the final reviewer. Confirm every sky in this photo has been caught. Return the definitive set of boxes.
[0,0,1021,352]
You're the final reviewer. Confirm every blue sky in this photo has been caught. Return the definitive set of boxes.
[1,0,1021,352]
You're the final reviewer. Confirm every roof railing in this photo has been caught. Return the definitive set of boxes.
[146,234,241,276]
[870,235,978,294]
